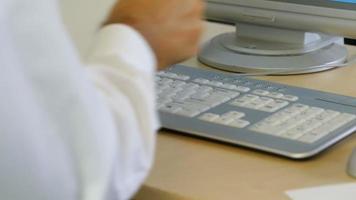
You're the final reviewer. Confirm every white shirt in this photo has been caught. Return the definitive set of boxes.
[0,0,159,200]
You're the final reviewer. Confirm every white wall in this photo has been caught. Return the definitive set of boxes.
[59,0,116,57]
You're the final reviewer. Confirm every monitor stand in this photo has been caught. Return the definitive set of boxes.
[198,23,348,74]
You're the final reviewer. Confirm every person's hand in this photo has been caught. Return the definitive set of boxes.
[105,0,205,70]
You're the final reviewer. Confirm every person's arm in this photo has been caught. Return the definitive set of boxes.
[104,0,205,70]
[85,25,159,199]
[0,0,203,200]
[84,0,204,198]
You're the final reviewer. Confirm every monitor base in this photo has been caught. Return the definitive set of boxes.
[198,25,348,75]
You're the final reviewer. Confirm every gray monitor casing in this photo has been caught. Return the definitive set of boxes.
[206,0,356,38]
[199,0,356,74]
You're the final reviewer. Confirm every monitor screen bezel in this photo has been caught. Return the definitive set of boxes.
[206,0,356,20]
[268,0,356,11]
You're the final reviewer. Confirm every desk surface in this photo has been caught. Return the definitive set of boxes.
[143,22,356,200]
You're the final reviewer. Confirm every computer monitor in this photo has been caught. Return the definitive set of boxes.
[199,0,356,74]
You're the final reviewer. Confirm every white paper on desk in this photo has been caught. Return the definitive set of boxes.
[286,182,356,200]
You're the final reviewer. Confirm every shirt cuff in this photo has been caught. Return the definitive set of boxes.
[88,24,157,74]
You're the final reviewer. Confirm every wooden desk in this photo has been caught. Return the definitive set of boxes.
[139,22,356,200]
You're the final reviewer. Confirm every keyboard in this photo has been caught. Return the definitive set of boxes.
[156,65,356,159]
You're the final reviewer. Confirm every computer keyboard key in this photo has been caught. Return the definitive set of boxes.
[228,119,250,128]
[175,109,201,118]
[315,110,340,122]
[253,89,270,96]
[159,91,177,99]
[281,127,308,140]
[191,92,210,100]
[164,72,180,79]
[243,94,259,101]
[230,98,249,107]
[258,103,286,113]
[244,101,265,110]
[176,75,190,81]
[298,132,326,143]
[328,114,356,130]
[221,111,245,120]
[216,89,240,98]
[209,81,224,87]
[263,116,285,126]
[172,96,190,102]
[206,93,231,102]
[341,113,356,121]
[286,104,309,114]
[258,99,289,112]
[298,125,334,143]
[257,97,275,104]
[221,83,239,90]
[266,92,284,99]
[308,107,325,115]
[301,119,323,129]
[251,124,284,135]
[282,121,321,139]
[160,103,183,114]
[156,71,166,76]
[236,86,251,92]
[176,90,195,97]
[199,86,214,92]
[275,119,298,130]
[160,78,174,85]
[157,98,173,106]
[214,116,236,125]
[171,80,186,87]
[199,113,220,122]
[281,94,299,102]
[257,105,277,112]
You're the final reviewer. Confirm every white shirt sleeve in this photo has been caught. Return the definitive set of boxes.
[86,24,160,200]
[0,0,159,200]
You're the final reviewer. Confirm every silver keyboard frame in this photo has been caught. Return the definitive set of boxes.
[157,65,356,159]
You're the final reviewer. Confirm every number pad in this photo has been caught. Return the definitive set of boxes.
[250,104,356,143]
